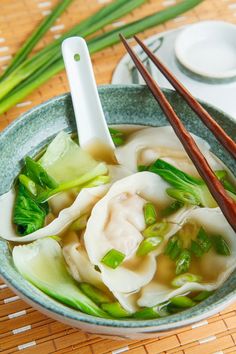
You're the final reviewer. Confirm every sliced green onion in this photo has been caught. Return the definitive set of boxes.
[69,214,89,231]
[190,240,204,258]
[136,236,163,256]
[212,235,231,256]
[165,235,183,261]
[172,273,202,288]
[144,202,157,226]
[79,283,111,305]
[193,291,213,302]
[160,201,184,217]
[196,227,212,253]
[143,221,169,238]
[101,302,130,318]
[175,249,191,275]
[170,296,196,308]
[101,249,125,269]
[166,188,200,205]
[18,174,37,196]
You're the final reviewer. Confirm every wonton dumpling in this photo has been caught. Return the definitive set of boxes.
[84,172,191,295]
[138,207,236,307]
[115,126,222,176]
[63,231,104,289]
[0,185,108,242]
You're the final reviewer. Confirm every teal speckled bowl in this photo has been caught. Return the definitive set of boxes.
[0,85,235,339]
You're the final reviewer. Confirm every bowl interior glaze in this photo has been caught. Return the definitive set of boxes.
[0,85,235,334]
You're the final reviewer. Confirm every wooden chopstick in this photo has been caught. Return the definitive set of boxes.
[119,34,236,232]
[134,35,236,160]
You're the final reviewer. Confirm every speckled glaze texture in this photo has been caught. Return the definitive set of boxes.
[0,85,235,338]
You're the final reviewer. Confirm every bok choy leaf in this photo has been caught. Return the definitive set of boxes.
[12,238,109,318]
[13,184,48,236]
[149,159,236,207]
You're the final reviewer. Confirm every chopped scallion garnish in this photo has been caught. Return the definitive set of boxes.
[144,202,157,226]
[175,249,191,275]
[101,249,125,269]
[160,200,184,217]
[212,235,231,256]
[143,221,169,238]
[172,273,202,288]
[165,235,182,261]
[136,236,163,256]
[109,128,125,146]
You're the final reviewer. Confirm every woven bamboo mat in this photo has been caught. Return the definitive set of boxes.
[1,0,236,353]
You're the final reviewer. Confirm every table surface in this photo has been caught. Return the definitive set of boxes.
[1,1,236,353]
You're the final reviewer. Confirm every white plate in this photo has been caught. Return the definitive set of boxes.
[112,24,236,120]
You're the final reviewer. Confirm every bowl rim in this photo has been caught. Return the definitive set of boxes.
[0,84,236,331]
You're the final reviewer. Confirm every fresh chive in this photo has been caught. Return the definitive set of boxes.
[138,165,149,172]
[18,174,37,196]
[172,273,202,288]
[136,236,163,256]
[193,291,213,302]
[190,240,204,257]
[0,0,203,115]
[212,235,231,256]
[0,0,73,81]
[175,249,191,275]
[165,235,183,261]
[101,302,130,318]
[143,221,169,238]
[79,283,111,305]
[160,200,184,217]
[101,249,125,269]
[144,202,157,226]
[196,227,212,253]
[170,296,196,308]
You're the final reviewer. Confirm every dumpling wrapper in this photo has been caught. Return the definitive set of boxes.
[84,172,192,294]
[138,207,236,307]
[63,231,104,289]
[0,185,108,242]
[115,126,222,176]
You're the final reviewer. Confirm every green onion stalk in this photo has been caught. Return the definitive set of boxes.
[0,0,203,115]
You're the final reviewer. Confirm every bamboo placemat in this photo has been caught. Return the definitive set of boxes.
[1,0,236,353]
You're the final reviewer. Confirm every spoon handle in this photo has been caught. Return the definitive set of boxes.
[62,37,114,150]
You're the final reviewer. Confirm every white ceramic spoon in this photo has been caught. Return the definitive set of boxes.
[61,37,115,162]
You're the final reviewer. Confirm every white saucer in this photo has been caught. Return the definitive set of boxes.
[175,21,236,81]
[112,23,236,120]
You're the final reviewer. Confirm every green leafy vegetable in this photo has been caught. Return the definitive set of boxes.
[25,156,58,189]
[101,302,130,318]
[193,291,213,302]
[212,235,231,256]
[175,249,191,275]
[18,174,37,196]
[144,202,157,226]
[215,170,236,194]
[101,249,126,269]
[79,283,111,305]
[149,159,217,207]
[109,128,125,146]
[133,303,169,319]
[12,238,108,318]
[138,165,149,172]
[13,183,47,236]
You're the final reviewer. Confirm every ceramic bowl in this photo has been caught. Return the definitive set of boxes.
[0,85,235,339]
[175,21,236,83]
